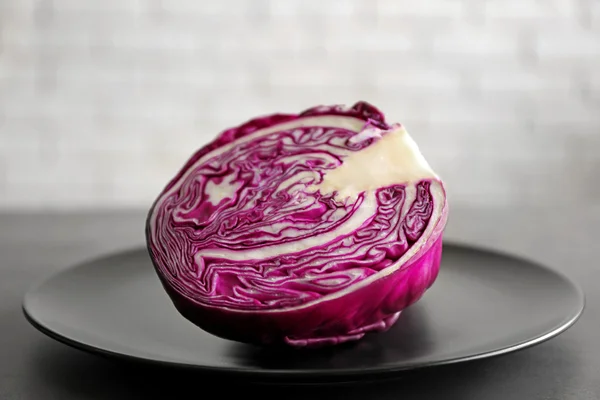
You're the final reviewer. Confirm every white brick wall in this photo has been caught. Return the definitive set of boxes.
[0,0,599,211]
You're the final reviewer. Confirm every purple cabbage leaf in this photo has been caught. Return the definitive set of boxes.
[146,101,448,347]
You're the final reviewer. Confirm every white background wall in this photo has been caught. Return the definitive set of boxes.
[0,0,599,211]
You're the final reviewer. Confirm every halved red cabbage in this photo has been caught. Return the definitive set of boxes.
[146,101,448,347]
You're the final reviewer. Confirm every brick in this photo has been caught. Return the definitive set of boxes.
[109,29,201,51]
[372,84,463,126]
[251,22,321,54]
[376,0,464,18]
[107,151,175,206]
[433,26,520,56]
[347,90,431,123]
[535,27,600,59]
[268,63,355,87]
[530,127,600,206]
[0,187,40,209]
[590,70,600,101]
[0,91,38,120]
[51,0,145,12]
[593,0,600,29]
[323,24,415,52]
[479,69,573,92]
[40,158,98,188]
[422,122,532,158]
[530,97,600,126]
[56,128,144,155]
[160,0,262,15]
[430,160,517,207]
[25,31,91,49]
[0,129,43,165]
[483,0,576,19]
[375,13,463,38]
[269,0,361,15]
[46,14,145,39]
[427,97,520,124]
[374,67,461,92]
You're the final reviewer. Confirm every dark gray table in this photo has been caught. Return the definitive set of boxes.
[1,207,599,399]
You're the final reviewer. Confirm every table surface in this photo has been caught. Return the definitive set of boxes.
[1,207,599,400]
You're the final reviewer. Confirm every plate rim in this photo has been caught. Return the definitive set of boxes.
[22,242,586,380]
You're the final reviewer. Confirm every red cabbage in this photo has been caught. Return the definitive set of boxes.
[146,101,448,347]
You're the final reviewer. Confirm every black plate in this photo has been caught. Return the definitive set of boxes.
[23,243,584,383]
